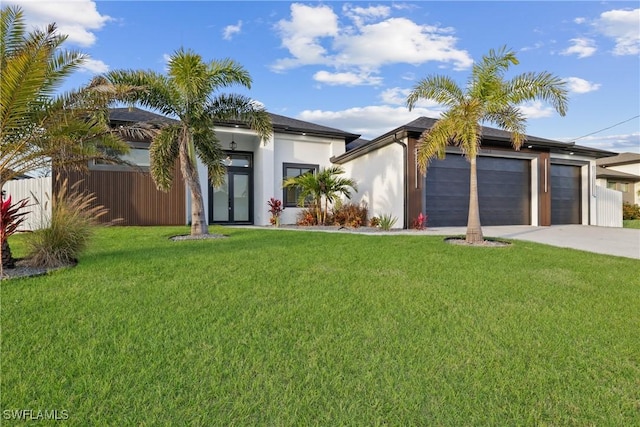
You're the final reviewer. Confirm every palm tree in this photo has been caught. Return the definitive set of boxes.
[284,165,357,225]
[107,49,273,235]
[0,6,146,188]
[1,6,150,271]
[406,46,568,244]
[317,166,358,224]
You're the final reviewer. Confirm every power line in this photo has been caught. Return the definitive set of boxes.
[573,114,640,141]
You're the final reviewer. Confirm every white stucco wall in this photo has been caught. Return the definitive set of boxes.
[340,143,406,229]
[604,163,640,205]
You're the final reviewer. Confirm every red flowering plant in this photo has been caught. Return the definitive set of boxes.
[1,195,30,270]
[412,212,427,230]
[267,198,283,226]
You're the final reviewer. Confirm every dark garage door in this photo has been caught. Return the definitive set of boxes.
[551,164,581,224]
[424,154,531,227]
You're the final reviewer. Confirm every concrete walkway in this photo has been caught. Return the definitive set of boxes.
[243,224,640,259]
[395,225,640,260]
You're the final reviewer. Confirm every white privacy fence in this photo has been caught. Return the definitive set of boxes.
[2,177,52,231]
[595,185,622,228]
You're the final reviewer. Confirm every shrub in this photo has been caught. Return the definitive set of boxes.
[331,202,368,228]
[296,207,318,226]
[378,213,397,231]
[412,212,427,230]
[26,178,108,268]
[622,202,640,220]
[369,216,380,227]
[267,198,283,226]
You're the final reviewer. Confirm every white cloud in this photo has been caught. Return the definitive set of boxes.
[79,58,108,73]
[595,8,640,55]
[573,133,640,153]
[313,70,382,86]
[298,105,442,140]
[574,17,587,24]
[561,38,597,58]
[517,101,556,119]
[272,3,472,84]
[223,21,242,41]
[564,77,601,94]
[379,87,441,109]
[6,0,111,47]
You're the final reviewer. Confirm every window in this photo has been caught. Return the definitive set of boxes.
[620,183,629,192]
[283,163,318,207]
[120,148,150,166]
[607,181,618,190]
[92,142,150,170]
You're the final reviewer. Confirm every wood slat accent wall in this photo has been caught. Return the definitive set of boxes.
[54,169,186,226]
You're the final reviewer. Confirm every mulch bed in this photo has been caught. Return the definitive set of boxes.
[1,258,76,281]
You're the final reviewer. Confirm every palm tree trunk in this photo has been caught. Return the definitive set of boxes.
[2,239,16,270]
[179,141,209,236]
[466,155,484,244]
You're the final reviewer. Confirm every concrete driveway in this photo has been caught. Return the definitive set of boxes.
[420,225,640,260]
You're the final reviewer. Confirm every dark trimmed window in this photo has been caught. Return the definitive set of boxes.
[283,163,318,207]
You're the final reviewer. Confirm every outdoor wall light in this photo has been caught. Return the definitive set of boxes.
[230,134,237,151]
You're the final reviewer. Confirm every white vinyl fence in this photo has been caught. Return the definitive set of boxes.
[2,177,52,231]
[595,185,622,228]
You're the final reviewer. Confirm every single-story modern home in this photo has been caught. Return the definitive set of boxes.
[596,152,640,205]
[53,107,615,229]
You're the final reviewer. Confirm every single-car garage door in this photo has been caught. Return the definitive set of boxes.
[424,154,531,227]
[551,164,581,224]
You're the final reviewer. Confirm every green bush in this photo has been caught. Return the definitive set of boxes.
[26,178,109,268]
[622,202,640,220]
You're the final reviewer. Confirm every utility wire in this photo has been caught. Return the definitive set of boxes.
[573,114,640,141]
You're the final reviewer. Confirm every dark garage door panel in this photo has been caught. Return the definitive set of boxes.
[551,164,581,224]
[424,155,531,227]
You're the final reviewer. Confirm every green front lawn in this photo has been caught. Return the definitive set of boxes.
[2,227,639,425]
[624,219,640,229]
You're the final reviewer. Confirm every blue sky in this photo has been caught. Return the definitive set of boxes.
[8,1,640,153]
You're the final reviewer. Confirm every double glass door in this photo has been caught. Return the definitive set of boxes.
[210,153,252,224]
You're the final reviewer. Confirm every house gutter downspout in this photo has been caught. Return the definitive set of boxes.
[392,132,409,229]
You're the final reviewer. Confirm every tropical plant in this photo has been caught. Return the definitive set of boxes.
[106,49,273,235]
[267,197,283,226]
[26,177,109,268]
[406,46,568,244]
[369,216,380,228]
[622,202,640,220]
[331,201,368,228]
[378,213,397,231]
[412,212,427,230]
[0,5,152,187]
[1,195,29,271]
[283,166,357,225]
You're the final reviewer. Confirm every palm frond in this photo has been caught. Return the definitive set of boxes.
[508,72,569,116]
[208,94,273,142]
[208,57,252,89]
[406,75,464,110]
[149,126,180,191]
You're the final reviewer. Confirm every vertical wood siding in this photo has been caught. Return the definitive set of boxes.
[55,169,186,226]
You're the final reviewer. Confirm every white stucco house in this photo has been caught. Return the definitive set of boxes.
[38,108,616,229]
[596,153,640,206]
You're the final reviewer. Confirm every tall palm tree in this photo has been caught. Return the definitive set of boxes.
[107,49,273,235]
[283,165,357,225]
[406,46,568,243]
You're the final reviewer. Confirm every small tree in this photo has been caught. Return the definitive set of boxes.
[407,46,568,243]
[284,166,357,225]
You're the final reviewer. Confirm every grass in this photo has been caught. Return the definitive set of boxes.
[2,226,639,425]
[624,219,640,229]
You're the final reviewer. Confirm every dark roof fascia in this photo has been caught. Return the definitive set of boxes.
[332,130,407,164]
[215,113,361,143]
[340,117,616,161]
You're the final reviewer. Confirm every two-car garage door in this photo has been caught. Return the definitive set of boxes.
[424,154,531,227]
[423,155,583,227]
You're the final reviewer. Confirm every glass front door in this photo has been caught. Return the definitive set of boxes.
[209,153,253,224]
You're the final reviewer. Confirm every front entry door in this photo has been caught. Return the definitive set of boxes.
[209,152,253,224]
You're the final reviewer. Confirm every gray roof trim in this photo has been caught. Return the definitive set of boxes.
[596,152,640,166]
[596,166,640,181]
[109,107,179,125]
[340,116,616,161]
